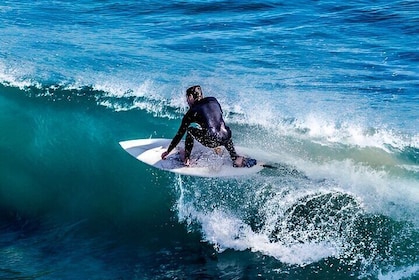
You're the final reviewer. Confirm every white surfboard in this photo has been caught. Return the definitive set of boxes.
[119,138,263,177]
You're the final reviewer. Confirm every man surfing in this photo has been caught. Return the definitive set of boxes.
[161,85,256,168]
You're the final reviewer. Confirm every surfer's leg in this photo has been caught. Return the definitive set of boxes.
[223,139,256,167]
[223,139,245,167]
[185,127,206,161]
[224,139,239,160]
[187,127,218,147]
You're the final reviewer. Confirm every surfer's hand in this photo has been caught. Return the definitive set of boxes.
[161,150,169,160]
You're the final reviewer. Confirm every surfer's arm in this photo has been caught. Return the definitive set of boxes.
[161,114,191,159]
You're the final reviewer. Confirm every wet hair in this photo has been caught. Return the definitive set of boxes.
[186,85,203,100]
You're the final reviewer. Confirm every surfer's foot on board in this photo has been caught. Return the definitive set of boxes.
[233,156,257,168]
[177,149,190,166]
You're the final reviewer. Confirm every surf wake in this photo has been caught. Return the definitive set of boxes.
[173,168,418,277]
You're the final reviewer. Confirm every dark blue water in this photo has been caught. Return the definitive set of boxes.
[1,1,418,279]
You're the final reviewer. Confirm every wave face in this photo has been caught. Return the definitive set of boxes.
[1,0,418,279]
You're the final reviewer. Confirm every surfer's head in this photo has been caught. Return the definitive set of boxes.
[186,85,203,106]
[186,85,203,100]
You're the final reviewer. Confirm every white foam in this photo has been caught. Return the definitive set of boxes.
[173,147,418,267]
[0,62,40,90]
[378,264,419,280]
[180,206,339,265]
[399,164,419,172]
[92,78,153,99]
[289,114,417,152]
[295,158,419,225]
[174,177,344,265]
[219,94,418,152]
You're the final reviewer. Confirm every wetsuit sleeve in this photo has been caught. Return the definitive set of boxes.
[167,112,192,153]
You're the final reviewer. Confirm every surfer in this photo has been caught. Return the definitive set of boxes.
[161,85,256,168]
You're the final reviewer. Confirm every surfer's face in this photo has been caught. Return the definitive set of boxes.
[186,94,195,107]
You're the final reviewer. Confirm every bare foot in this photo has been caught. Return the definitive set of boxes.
[233,156,244,167]
[184,158,190,167]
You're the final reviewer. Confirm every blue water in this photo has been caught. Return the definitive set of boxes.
[1,1,418,279]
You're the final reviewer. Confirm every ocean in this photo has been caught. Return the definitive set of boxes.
[0,0,418,279]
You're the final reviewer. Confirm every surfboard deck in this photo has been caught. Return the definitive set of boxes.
[119,138,263,177]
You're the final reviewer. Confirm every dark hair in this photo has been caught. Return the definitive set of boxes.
[186,85,203,100]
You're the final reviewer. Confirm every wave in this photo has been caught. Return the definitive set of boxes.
[2,75,416,225]
[1,72,417,152]
[174,172,419,276]
[1,71,417,203]
[1,74,418,198]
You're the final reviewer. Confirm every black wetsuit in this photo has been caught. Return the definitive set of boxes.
[167,97,238,160]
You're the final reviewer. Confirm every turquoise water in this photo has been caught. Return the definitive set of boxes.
[1,1,418,279]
